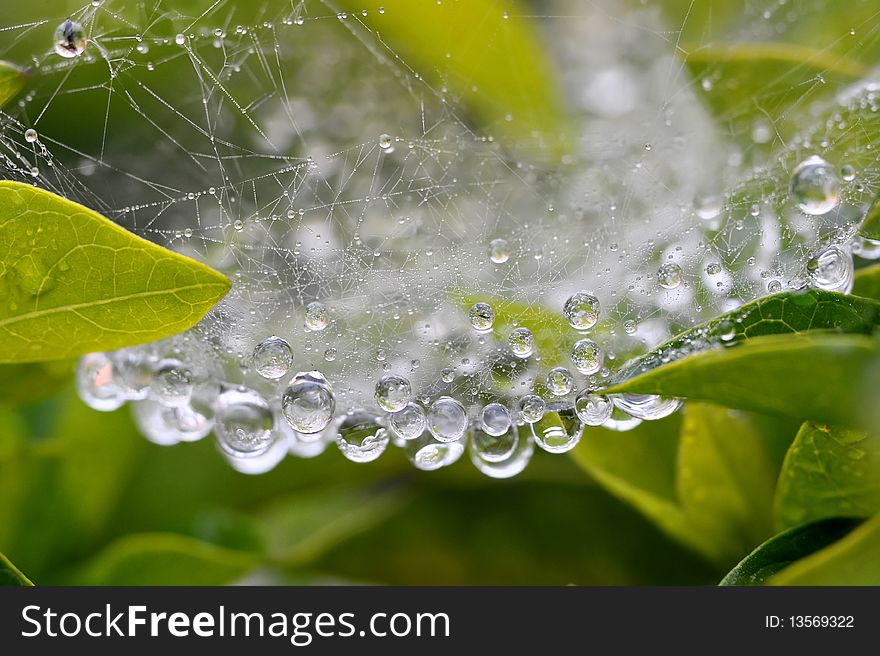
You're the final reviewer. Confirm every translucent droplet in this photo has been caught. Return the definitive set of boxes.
[405,433,465,471]
[852,235,880,260]
[767,280,783,293]
[389,401,426,440]
[374,374,411,412]
[24,129,37,143]
[571,338,603,375]
[518,394,546,424]
[563,291,600,330]
[603,405,643,432]
[507,327,535,358]
[378,133,393,151]
[468,425,534,479]
[54,19,87,58]
[214,387,274,458]
[111,349,154,400]
[716,320,736,342]
[468,302,495,331]
[149,359,193,407]
[427,396,468,442]
[175,33,186,46]
[807,244,853,293]
[546,366,574,396]
[470,425,518,463]
[479,402,512,436]
[613,394,682,421]
[705,262,722,275]
[623,319,637,335]
[657,262,683,289]
[304,301,329,331]
[76,352,126,411]
[335,411,389,463]
[133,399,213,445]
[488,238,510,264]
[281,371,335,433]
[574,392,613,426]
[841,164,856,182]
[441,367,455,383]
[282,415,331,459]
[790,155,841,215]
[694,193,722,220]
[252,336,292,379]
[224,432,288,475]
[529,408,581,454]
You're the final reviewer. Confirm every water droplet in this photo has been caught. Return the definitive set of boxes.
[427,396,468,442]
[389,401,426,440]
[853,235,880,260]
[518,394,546,423]
[233,219,244,231]
[24,129,37,143]
[529,408,581,454]
[563,291,600,330]
[807,244,853,293]
[335,411,389,463]
[767,280,783,293]
[571,338,603,374]
[468,302,495,331]
[149,359,193,407]
[716,320,736,342]
[133,398,213,445]
[657,262,683,289]
[705,262,722,275]
[613,394,682,420]
[790,155,841,215]
[374,374,411,412]
[841,164,856,181]
[175,33,186,46]
[507,327,534,358]
[546,366,574,396]
[252,336,292,379]
[603,405,643,432]
[304,301,329,331]
[479,402,512,436]
[136,41,149,54]
[111,349,154,400]
[694,193,722,220]
[488,238,510,264]
[281,371,335,433]
[623,319,637,335]
[441,367,455,383]
[471,423,518,463]
[76,352,126,411]
[405,433,465,471]
[214,387,274,458]
[574,392,613,426]
[54,19,87,58]
[378,133,393,151]
[468,425,534,478]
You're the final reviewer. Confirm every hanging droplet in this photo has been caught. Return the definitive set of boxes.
[335,411,389,463]
[76,352,126,411]
[657,262,683,289]
[468,425,534,479]
[790,155,841,215]
[281,370,335,433]
[111,349,154,401]
[468,302,495,331]
[304,301,329,331]
[404,433,465,471]
[479,402,512,436]
[546,366,573,396]
[694,193,722,220]
[574,391,613,426]
[613,394,682,421]
[529,407,581,454]
[807,244,853,293]
[767,280,783,293]
[470,425,518,463]
[571,338,603,375]
[24,129,38,143]
[488,238,511,264]
[563,291,600,330]
[841,164,856,182]
[852,235,880,260]
[603,405,643,432]
[518,394,546,424]
[507,327,535,358]
[427,396,468,442]
[389,401,426,440]
[252,336,293,379]
[378,133,394,152]
[374,374,412,412]
[214,387,275,458]
[54,19,87,58]
[149,359,193,407]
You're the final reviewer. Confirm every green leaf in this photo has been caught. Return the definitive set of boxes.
[69,533,259,585]
[0,360,72,405]
[770,514,880,585]
[720,517,862,585]
[852,263,880,300]
[605,333,880,429]
[336,0,570,158]
[774,423,880,530]
[0,182,231,362]
[0,61,26,108]
[0,550,33,586]
[857,194,880,240]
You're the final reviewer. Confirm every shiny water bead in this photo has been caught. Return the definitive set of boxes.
[518,394,546,424]
[657,262,683,289]
[546,366,574,396]
[335,412,389,463]
[468,302,495,331]
[389,401,426,440]
[852,235,880,260]
[281,371,336,433]
[225,435,288,475]
[470,424,518,463]
[529,408,581,454]
[427,396,468,442]
[563,291,600,330]
[54,19,87,58]
[623,320,637,335]
[76,352,126,411]
[374,374,412,412]
[111,349,154,400]
[214,387,275,458]
[274,412,329,458]
[24,129,37,143]
[613,394,682,421]
[304,301,329,331]
[841,164,857,182]
[469,425,534,479]
[252,336,292,379]
[574,392,613,426]
[488,238,511,264]
[603,405,643,432]
[404,433,465,471]
[571,338,603,375]
[378,133,393,150]
[790,155,841,215]
[694,193,722,220]
[479,402,512,436]
[807,245,854,293]
[175,33,186,45]
[507,327,535,358]
[133,399,213,445]
[767,280,783,293]
[441,367,455,383]
[705,262,722,275]
[149,360,193,407]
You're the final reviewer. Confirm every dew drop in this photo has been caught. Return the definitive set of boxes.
[175,33,186,46]
[562,291,600,330]
[24,129,37,143]
[335,411,389,463]
[488,238,511,264]
[574,391,613,426]
[518,394,546,424]
[304,301,329,331]
[479,402,512,436]
[252,336,292,379]
[468,302,495,331]
[694,193,722,220]
[546,366,574,396]
[374,374,412,412]
[54,19,87,58]
[841,164,856,182]
[571,338,603,375]
[529,408,581,454]
[149,359,193,407]
[657,262,683,289]
[790,155,841,215]
[389,401,426,440]
[469,425,533,479]
[427,396,468,442]
[76,352,126,411]
[507,327,535,358]
[214,387,275,458]
[281,371,335,434]
[613,394,682,421]
[405,433,465,471]
[767,279,783,293]
[807,244,853,293]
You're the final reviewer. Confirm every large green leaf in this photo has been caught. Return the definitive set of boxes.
[770,514,880,585]
[857,195,880,241]
[0,550,32,586]
[774,423,880,530]
[0,61,26,108]
[0,182,231,362]
[720,517,862,585]
[0,360,72,405]
[852,263,880,300]
[605,333,880,428]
